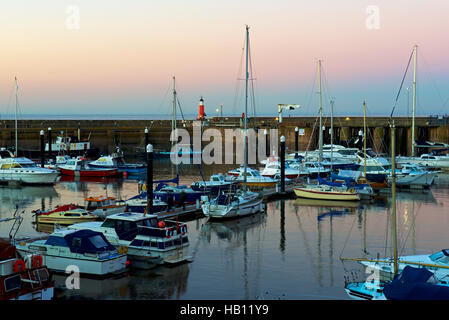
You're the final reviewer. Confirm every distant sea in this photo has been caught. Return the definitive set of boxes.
[0,113,200,120]
[0,113,302,120]
[0,113,433,120]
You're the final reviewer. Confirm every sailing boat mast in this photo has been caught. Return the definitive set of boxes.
[363,101,367,180]
[14,77,18,157]
[318,60,323,165]
[391,120,398,275]
[172,76,177,144]
[243,25,249,192]
[411,45,417,157]
[172,76,178,176]
[330,98,334,172]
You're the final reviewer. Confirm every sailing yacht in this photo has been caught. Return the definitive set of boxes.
[202,25,264,220]
[293,61,361,201]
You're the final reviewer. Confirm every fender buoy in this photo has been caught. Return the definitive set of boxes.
[118,246,128,255]
[166,228,172,239]
[349,188,355,193]
[13,259,26,273]
[142,184,147,192]
[32,255,43,268]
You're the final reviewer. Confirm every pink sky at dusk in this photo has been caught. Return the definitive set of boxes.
[0,0,448,117]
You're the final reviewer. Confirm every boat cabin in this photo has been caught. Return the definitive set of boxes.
[85,196,118,210]
[44,229,116,255]
[239,168,263,178]
[0,157,41,170]
[420,154,438,161]
[99,212,160,241]
[99,212,189,250]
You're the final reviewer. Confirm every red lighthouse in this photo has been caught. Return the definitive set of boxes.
[197,97,206,120]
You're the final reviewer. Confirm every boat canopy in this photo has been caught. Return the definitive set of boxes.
[45,229,115,254]
[318,176,343,187]
[383,266,449,300]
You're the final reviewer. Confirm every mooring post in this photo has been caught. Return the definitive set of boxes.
[280,135,285,193]
[47,127,52,162]
[295,126,299,158]
[144,127,149,159]
[264,129,269,158]
[40,130,45,168]
[146,144,153,213]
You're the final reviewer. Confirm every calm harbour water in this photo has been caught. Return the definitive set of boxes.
[1,161,448,300]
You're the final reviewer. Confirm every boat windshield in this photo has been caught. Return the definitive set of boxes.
[20,163,37,168]
[89,234,109,249]
[137,218,158,228]
[0,150,12,158]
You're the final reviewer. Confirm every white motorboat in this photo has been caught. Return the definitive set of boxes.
[227,168,277,188]
[69,212,191,268]
[202,190,265,220]
[15,228,127,276]
[88,148,146,173]
[191,173,237,192]
[260,158,304,179]
[397,153,449,170]
[0,148,59,185]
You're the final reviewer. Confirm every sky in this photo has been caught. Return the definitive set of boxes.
[1,0,449,118]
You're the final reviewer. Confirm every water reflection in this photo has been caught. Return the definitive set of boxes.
[55,264,190,300]
[200,213,267,245]
[200,213,267,300]
[0,185,58,213]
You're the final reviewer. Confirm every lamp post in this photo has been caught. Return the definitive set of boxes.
[278,104,300,123]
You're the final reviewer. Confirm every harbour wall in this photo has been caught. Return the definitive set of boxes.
[1,116,448,158]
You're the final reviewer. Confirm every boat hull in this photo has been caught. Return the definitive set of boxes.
[59,167,118,177]
[202,196,265,220]
[293,187,360,201]
[16,248,127,276]
[37,215,98,225]
[0,171,58,185]
[238,181,277,188]
[393,172,437,189]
